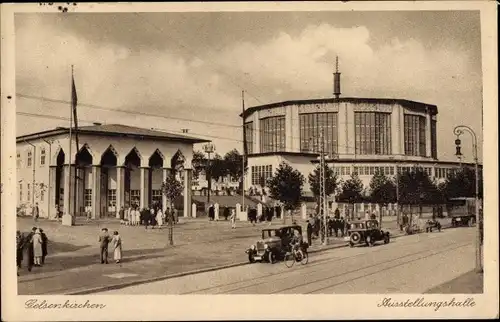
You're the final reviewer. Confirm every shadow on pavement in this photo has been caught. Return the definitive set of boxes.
[20,248,166,276]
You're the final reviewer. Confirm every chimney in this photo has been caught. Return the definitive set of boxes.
[333,56,341,99]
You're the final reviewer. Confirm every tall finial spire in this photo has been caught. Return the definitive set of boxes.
[333,56,341,99]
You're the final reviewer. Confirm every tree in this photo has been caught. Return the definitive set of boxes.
[267,162,305,218]
[397,167,441,206]
[191,151,207,180]
[369,172,397,206]
[442,167,483,200]
[208,153,227,181]
[161,172,183,246]
[223,149,245,182]
[308,163,339,204]
[336,173,364,204]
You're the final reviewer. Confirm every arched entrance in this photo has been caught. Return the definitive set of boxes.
[149,149,164,208]
[75,145,93,216]
[124,148,141,208]
[100,146,118,218]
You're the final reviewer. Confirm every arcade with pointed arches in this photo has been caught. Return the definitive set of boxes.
[16,124,209,220]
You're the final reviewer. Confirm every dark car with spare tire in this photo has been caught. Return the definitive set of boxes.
[345,219,390,247]
[245,225,308,264]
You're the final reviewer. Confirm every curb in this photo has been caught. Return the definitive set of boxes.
[67,261,249,295]
[67,225,453,295]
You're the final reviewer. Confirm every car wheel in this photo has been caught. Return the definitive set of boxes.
[384,234,390,244]
[349,242,354,248]
[268,251,275,264]
[350,232,361,244]
[248,253,256,263]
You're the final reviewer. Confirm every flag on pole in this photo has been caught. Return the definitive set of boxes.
[71,72,80,152]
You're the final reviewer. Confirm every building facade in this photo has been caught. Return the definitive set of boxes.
[242,97,476,196]
[16,124,208,219]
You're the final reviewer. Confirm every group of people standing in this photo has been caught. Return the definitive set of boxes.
[119,204,179,229]
[16,227,48,274]
[207,205,237,228]
[306,208,350,245]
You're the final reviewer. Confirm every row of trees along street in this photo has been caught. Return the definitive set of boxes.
[266,161,483,221]
[191,149,245,185]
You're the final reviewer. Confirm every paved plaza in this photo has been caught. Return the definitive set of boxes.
[17,214,450,295]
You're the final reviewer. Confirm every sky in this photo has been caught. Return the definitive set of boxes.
[15,10,483,162]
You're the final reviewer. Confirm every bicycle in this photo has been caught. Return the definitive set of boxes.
[284,243,308,268]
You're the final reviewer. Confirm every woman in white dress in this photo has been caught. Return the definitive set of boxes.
[134,207,140,226]
[112,231,122,263]
[156,208,163,228]
[32,229,43,266]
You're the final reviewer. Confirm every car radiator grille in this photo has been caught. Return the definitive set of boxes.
[256,241,265,251]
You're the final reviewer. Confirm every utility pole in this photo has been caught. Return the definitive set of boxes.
[203,143,215,205]
[318,129,328,245]
[454,125,482,273]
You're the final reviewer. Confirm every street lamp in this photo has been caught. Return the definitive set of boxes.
[453,125,482,273]
[203,143,215,205]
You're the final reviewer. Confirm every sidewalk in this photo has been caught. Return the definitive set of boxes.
[425,270,483,294]
[16,215,446,295]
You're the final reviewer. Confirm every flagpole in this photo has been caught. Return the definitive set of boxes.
[72,67,79,221]
[68,65,73,221]
[241,90,245,215]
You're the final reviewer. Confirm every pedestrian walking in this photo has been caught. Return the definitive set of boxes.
[32,203,40,222]
[156,207,164,228]
[112,231,122,264]
[99,228,111,264]
[224,207,230,221]
[39,228,48,265]
[32,229,43,266]
[230,208,236,229]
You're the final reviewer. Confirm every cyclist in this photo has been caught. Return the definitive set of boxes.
[290,229,304,255]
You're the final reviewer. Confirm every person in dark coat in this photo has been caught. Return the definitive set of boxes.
[119,206,125,220]
[223,207,230,220]
[208,205,215,221]
[16,230,25,274]
[306,222,313,246]
[339,217,346,237]
[24,227,37,271]
[39,228,48,265]
[99,228,111,264]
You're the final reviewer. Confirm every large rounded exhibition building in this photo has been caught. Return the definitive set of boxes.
[241,65,474,197]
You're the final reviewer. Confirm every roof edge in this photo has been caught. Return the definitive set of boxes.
[241,97,438,118]
[16,126,210,144]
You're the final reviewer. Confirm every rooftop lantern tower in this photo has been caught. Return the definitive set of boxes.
[333,56,341,99]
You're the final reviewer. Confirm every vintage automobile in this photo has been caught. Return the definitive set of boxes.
[245,225,308,264]
[345,219,390,247]
[425,219,442,233]
[447,197,478,227]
